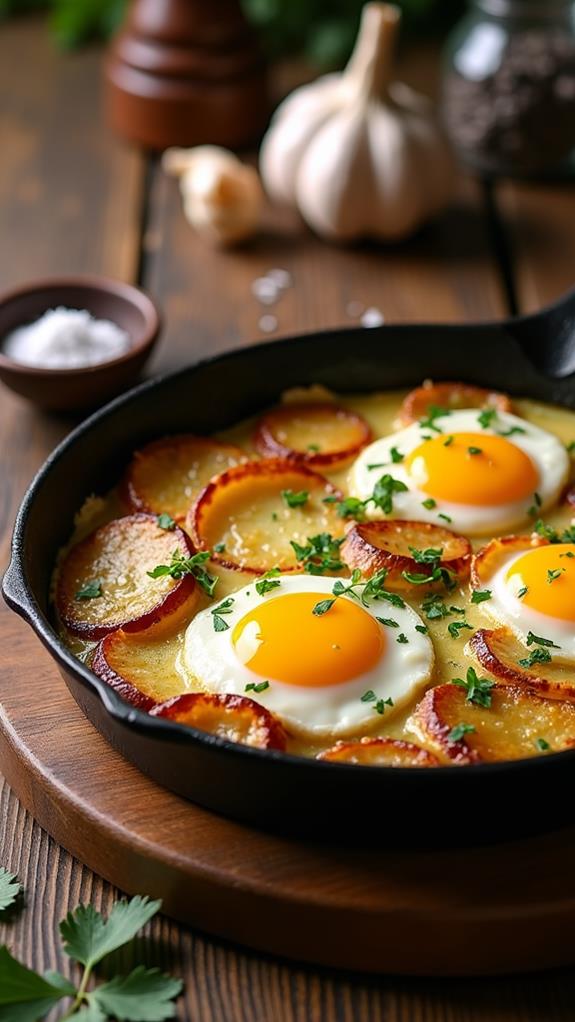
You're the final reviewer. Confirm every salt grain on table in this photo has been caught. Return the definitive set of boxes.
[361,307,385,328]
[259,314,278,333]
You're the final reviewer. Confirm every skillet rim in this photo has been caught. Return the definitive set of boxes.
[4,316,575,782]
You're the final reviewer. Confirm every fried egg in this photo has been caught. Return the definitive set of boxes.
[348,409,569,536]
[182,574,434,738]
[476,542,575,659]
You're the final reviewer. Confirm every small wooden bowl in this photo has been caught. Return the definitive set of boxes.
[0,276,161,412]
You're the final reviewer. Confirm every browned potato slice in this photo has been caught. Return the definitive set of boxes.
[254,402,372,468]
[318,737,439,767]
[92,628,186,709]
[123,434,246,521]
[397,381,512,427]
[189,458,343,573]
[468,628,575,702]
[410,683,575,764]
[341,519,471,591]
[150,692,288,750]
[56,513,198,639]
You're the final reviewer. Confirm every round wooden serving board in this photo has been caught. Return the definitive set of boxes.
[3,612,575,977]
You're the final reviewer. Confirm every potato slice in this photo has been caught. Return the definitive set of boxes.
[397,380,512,427]
[57,513,198,639]
[189,458,343,573]
[471,533,548,588]
[318,737,439,767]
[123,435,246,521]
[341,519,470,591]
[410,683,575,764]
[92,628,185,709]
[254,402,372,468]
[468,627,575,702]
[150,692,287,750]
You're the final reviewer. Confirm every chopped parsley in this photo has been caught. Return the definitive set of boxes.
[396,633,409,644]
[312,567,406,616]
[421,593,465,620]
[547,567,565,584]
[312,597,336,617]
[211,597,234,631]
[156,512,176,531]
[361,689,376,703]
[477,408,497,429]
[498,425,526,437]
[374,697,394,715]
[281,489,309,508]
[467,446,482,456]
[448,723,476,743]
[452,667,495,707]
[75,579,102,600]
[335,474,408,521]
[533,519,575,544]
[447,620,473,639]
[213,542,226,553]
[471,588,492,604]
[402,547,456,589]
[518,647,552,669]
[438,512,452,524]
[419,405,450,434]
[517,585,528,598]
[255,568,282,596]
[536,737,551,751]
[527,492,542,517]
[422,498,437,510]
[526,631,560,648]
[290,533,344,575]
[390,446,404,463]
[148,549,218,597]
[245,680,270,694]
[307,443,320,452]
[443,435,454,447]
[415,624,428,634]
[376,617,399,628]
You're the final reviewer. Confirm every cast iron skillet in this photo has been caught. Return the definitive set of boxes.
[4,289,575,846]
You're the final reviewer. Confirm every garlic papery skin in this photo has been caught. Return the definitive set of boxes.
[163,146,263,246]
[259,3,454,242]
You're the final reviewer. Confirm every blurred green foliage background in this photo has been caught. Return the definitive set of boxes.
[0,0,464,67]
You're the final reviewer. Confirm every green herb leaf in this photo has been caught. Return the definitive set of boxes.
[518,648,552,669]
[211,597,234,632]
[390,446,404,464]
[415,624,428,634]
[418,405,450,434]
[91,965,183,1021]
[447,620,473,639]
[526,631,560,649]
[452,667,495,707]
[370,474,408,515]
[213,542,226,553]
[467,446,482,455]
[147,550,218,598]
[245,681,270,694]
[477,408,497,429]
[498,425,526,437]
[536,737,551,751]
[361,690,376,703]
[471,589,492,604]
[376,617,399,628]
[527,492,542,517]
[255,569,282,596]
[312,598,336,616]
[410,546,443,564]
[60,896,161,969]
[75,580,102,600]
[438,513,452,524]
[281,489,309,508]
[517,585,528,598]
[290,533,344,575]
[0,945,70,1014]
[0,868,20,913]
[443,435,454,447]
[336,496,366,520]
[374,697,394,715]
[307,444,320,453]
[547,568,565,584]
[422,498,437,510]
[447,723,476,743]
[156,513,176,531]
[396,633,409,644]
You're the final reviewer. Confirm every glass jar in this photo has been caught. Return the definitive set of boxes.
[442,0,575,176]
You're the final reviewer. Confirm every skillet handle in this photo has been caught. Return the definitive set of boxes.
[2,546,33,623]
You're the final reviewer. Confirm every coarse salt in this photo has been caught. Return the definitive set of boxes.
[361,307,385,328]
[3,307,131,369]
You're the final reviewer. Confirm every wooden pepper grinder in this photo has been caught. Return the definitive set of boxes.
[105,0,269,150]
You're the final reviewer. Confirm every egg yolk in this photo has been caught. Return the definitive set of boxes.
[232,592,385,687]
[506,544,575,623]
[405,432,538,506]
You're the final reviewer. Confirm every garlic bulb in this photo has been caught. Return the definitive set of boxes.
[259,3,454,242]
[163,146,263,245]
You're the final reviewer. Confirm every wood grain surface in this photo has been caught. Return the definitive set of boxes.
[1,16,575,1021]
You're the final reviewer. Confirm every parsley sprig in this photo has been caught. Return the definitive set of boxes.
[419,405,450,434]
[211,597,234,631]
[281,489,309,508]
[452,667,495,707]
[148,549,218,598]
[290,533,344,575]
[331,474,408,521]
[402,547,456,590]
[0,890,182,1020]
[533,519,575,544]
[312,568,406,616]
[255,568,282,596]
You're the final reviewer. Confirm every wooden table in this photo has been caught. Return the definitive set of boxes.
[1,16,575,1021]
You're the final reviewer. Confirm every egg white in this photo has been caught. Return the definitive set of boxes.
[348,409,569,536]
[182,574,434,739]
[475,546,575,660]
